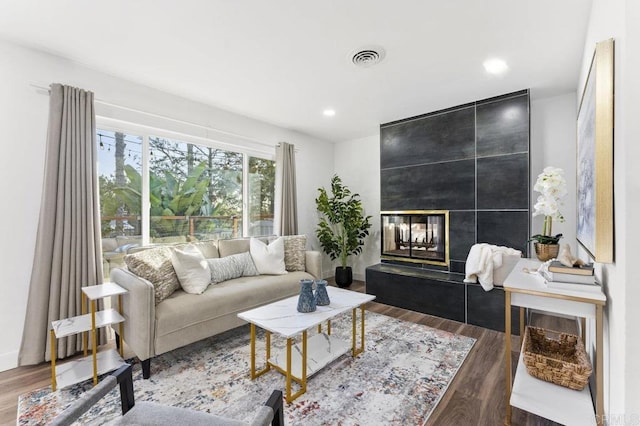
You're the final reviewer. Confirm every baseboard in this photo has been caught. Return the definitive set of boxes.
[0,349,19,373]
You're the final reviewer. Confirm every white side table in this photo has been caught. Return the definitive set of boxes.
[50,282,127,390]
[503,258,606,426]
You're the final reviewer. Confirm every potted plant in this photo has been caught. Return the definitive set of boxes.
[315,175,372,287]
[529,166,566,261]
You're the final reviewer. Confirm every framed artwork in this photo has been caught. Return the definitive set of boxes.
[576,38,614,263]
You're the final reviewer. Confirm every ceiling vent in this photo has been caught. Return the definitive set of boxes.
[351,46,385,68]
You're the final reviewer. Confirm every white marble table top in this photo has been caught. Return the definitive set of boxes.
[81,282,127,300]
[238,286,375,338]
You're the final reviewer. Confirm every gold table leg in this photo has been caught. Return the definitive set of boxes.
[91,300,98,386]
[519,307,525,348]
[82,292,87,357]
[250,324,271,379]
[327,319,331,335]
[118,294,124,358]
[50,329,57,391]
[505,291,512,425]
[352,306,366,357]
[284,332,307,403]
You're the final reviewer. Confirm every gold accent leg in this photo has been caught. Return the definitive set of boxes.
[286,337,292,403]
[505,290,512,425]
[301,330,307,395]
[519,307,525,348]
[250,324,270,379]
[82,292,87,357]
[327,319,331,335]
[118,294,124,358]
[596,305,604,425]
[580,317,587,345]
[50,329,57,391]
[352,308,357,356]
[351,306,366,357]
[317,324,322,334]
[91,300,97,385]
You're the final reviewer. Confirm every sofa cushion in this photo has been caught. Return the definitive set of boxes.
[191,240,219,259]
[283,235,307,272]
[124,247,180,304]
[155,272,311,338]
[218,238,250,257]
[250,237,287,275]
[171,244,211,295]
[233,252,259,277]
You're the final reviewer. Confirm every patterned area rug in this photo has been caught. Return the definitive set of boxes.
[18,312,475,425]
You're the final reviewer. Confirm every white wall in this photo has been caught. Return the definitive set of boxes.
[0,39,335,371]
[530,92,578,253]
[577,0,640,419]
[333,135,381,281]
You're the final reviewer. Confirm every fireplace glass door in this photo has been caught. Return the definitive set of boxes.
[381,211,448,265]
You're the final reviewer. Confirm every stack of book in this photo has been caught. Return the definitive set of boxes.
[541,261,600,293]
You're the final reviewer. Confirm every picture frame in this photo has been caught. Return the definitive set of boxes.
[576,38,614,263]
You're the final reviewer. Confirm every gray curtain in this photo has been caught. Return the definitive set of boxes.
[19,84,103,365]
[275,142,298,235]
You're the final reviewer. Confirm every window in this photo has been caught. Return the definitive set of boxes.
[97,128,275,274]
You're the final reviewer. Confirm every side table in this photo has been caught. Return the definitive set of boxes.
[50,282,128,391]
[503,258,606,426]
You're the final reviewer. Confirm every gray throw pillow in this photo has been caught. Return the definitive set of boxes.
[124,247,180,305]
[207,257,243,284]
[230,252,259,277]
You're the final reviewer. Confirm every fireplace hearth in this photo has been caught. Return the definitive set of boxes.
[381,210,449,266]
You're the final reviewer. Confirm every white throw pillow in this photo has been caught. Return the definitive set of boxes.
[170,244,211,294]
[250,237,288,275]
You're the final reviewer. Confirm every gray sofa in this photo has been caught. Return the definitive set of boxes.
[110,237,321,378]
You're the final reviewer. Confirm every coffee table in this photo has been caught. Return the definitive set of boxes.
[237,286,375,402]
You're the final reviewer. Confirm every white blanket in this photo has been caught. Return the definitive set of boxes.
[464,243,522,291]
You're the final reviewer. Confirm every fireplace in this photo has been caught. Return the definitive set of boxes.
[381,210,449,266]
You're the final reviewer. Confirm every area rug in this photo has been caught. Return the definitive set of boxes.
[18,312,475,425]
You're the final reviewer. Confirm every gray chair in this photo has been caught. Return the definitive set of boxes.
[50,364,284,426]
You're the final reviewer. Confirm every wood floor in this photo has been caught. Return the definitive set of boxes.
[0,279,573,425]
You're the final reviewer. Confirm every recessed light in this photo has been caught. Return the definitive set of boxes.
[483,58,508,75]
[323,109,336,117]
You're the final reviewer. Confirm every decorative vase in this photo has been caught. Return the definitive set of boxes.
[314,279,330,306]
[335,266,353,288]
[297,279,317,313]
[534,243,560,261]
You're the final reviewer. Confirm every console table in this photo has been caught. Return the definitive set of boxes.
[503,258,605,426]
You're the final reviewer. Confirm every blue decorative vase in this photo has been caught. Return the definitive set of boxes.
[297,279,317,313]
[314,279,330,306]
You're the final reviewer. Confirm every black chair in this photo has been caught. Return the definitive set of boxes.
[50,364,284,426]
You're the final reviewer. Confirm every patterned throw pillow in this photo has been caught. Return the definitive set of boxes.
[230,252,259,277]
[283,235,307,272]
[207,257,243,284]
[124,247,180,305]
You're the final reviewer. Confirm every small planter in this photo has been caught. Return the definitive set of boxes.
[534,242,559,261]
[335,267,353,288]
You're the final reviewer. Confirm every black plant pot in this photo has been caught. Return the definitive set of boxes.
[335,266,353,288]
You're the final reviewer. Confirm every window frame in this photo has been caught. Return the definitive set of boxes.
[96,117,275,244]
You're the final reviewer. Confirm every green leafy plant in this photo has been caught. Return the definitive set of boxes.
[315,175,372,268]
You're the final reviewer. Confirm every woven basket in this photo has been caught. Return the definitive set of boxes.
[522,326,592,390]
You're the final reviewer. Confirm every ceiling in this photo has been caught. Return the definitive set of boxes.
[0,1,592,142]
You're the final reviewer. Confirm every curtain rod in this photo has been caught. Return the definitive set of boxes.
[29,83,280,149]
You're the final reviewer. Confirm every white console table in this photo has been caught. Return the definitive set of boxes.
[503,258,606,426]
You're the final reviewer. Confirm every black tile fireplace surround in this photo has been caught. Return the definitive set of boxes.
[367,90,530,332]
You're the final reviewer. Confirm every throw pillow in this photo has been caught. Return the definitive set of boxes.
[283,235,307,271]
[170,244,211,295]
[230,252,259,277]
[207,256,243,284]
[124,247,180,305]
[250,237,287,275]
